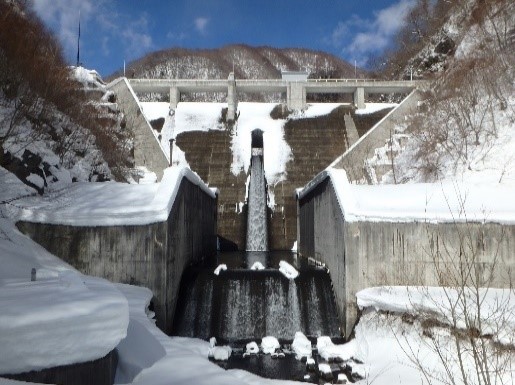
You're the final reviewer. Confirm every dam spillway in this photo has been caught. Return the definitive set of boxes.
[246,130,268,252]
[172,128,341,345]
[172,266,340,342]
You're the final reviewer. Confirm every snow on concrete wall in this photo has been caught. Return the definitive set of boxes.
[17,177,217,334]
[297,171,515,338]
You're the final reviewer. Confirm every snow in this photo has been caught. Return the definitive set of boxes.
[70,66,106,90]
[230,103,292,187]
[354,103,398,115]
[213,264,227,275]
[175,102,226,136]
[0,219,128,375]
[245,341,260,355]
[291,332,312,359]
[261,336,280,354]
[299,168,515,224]
[140,102,170,122]
[316,337,357,362]
[318,363,332,374]
[250,261,265,270]
[291,103,345,119]
[357,286,515,344]
[278,260,299,279]
[209,346,232,361]
[7,166,216,226]
[25,173,44,189]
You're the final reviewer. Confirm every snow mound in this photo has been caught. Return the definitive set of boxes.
[278,260,298,279]
[209,346,232,361]
[0,270,128,374]
[245,341,260,355]
[250,261,265,270]
[214,264,227,275]
[299,168,515,224]
[316,336,357,362]
[9,166,215,226]
[291,332,312,359]
[261,336,280,354]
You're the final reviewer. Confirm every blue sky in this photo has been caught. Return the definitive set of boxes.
[31,0,415,77]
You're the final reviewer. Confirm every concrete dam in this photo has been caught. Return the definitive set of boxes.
[173,130,341,344]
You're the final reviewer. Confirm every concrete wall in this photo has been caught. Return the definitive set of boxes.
[332,90,424,182]
[3,350,117,385]
[298,176,515,338]
[17,178,217,335]
[108,78,169,180]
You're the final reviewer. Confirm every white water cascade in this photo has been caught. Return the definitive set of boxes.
[246,150,268,251]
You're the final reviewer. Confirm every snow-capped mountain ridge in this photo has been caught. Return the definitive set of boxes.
[109,44,362,82]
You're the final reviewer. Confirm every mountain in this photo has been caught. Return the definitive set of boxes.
[367,0,515,185]
[108,44,363,81]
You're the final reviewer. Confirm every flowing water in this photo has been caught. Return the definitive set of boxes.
[246,154,268,251]
[171,131,348,382]
[172,253,341,343]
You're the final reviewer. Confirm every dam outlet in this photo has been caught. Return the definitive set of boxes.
[172,128,348,382]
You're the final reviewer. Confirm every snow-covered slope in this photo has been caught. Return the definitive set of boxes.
[0,203,128,375]
[366,0,515,187]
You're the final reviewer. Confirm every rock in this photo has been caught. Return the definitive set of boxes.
[306,357,316,371]
[318,363,333,382]
[337,373,349,384]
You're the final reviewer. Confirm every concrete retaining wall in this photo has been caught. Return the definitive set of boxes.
[298,176,515,338]
[108,78,169,180]
[3,350,117,385]
[331,90,424,182]
[17,177,217,334]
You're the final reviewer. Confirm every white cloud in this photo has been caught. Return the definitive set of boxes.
[328,0,415,66]
[31,0,97,54]
[194,17,209,34]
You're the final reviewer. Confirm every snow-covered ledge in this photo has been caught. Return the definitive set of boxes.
[10,166,216,226]
[297,168,515,224]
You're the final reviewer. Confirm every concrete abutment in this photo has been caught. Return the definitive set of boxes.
[17,177,218,335]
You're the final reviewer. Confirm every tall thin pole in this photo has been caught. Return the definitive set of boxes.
[76,11,81,67]
[354,60,357,78]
